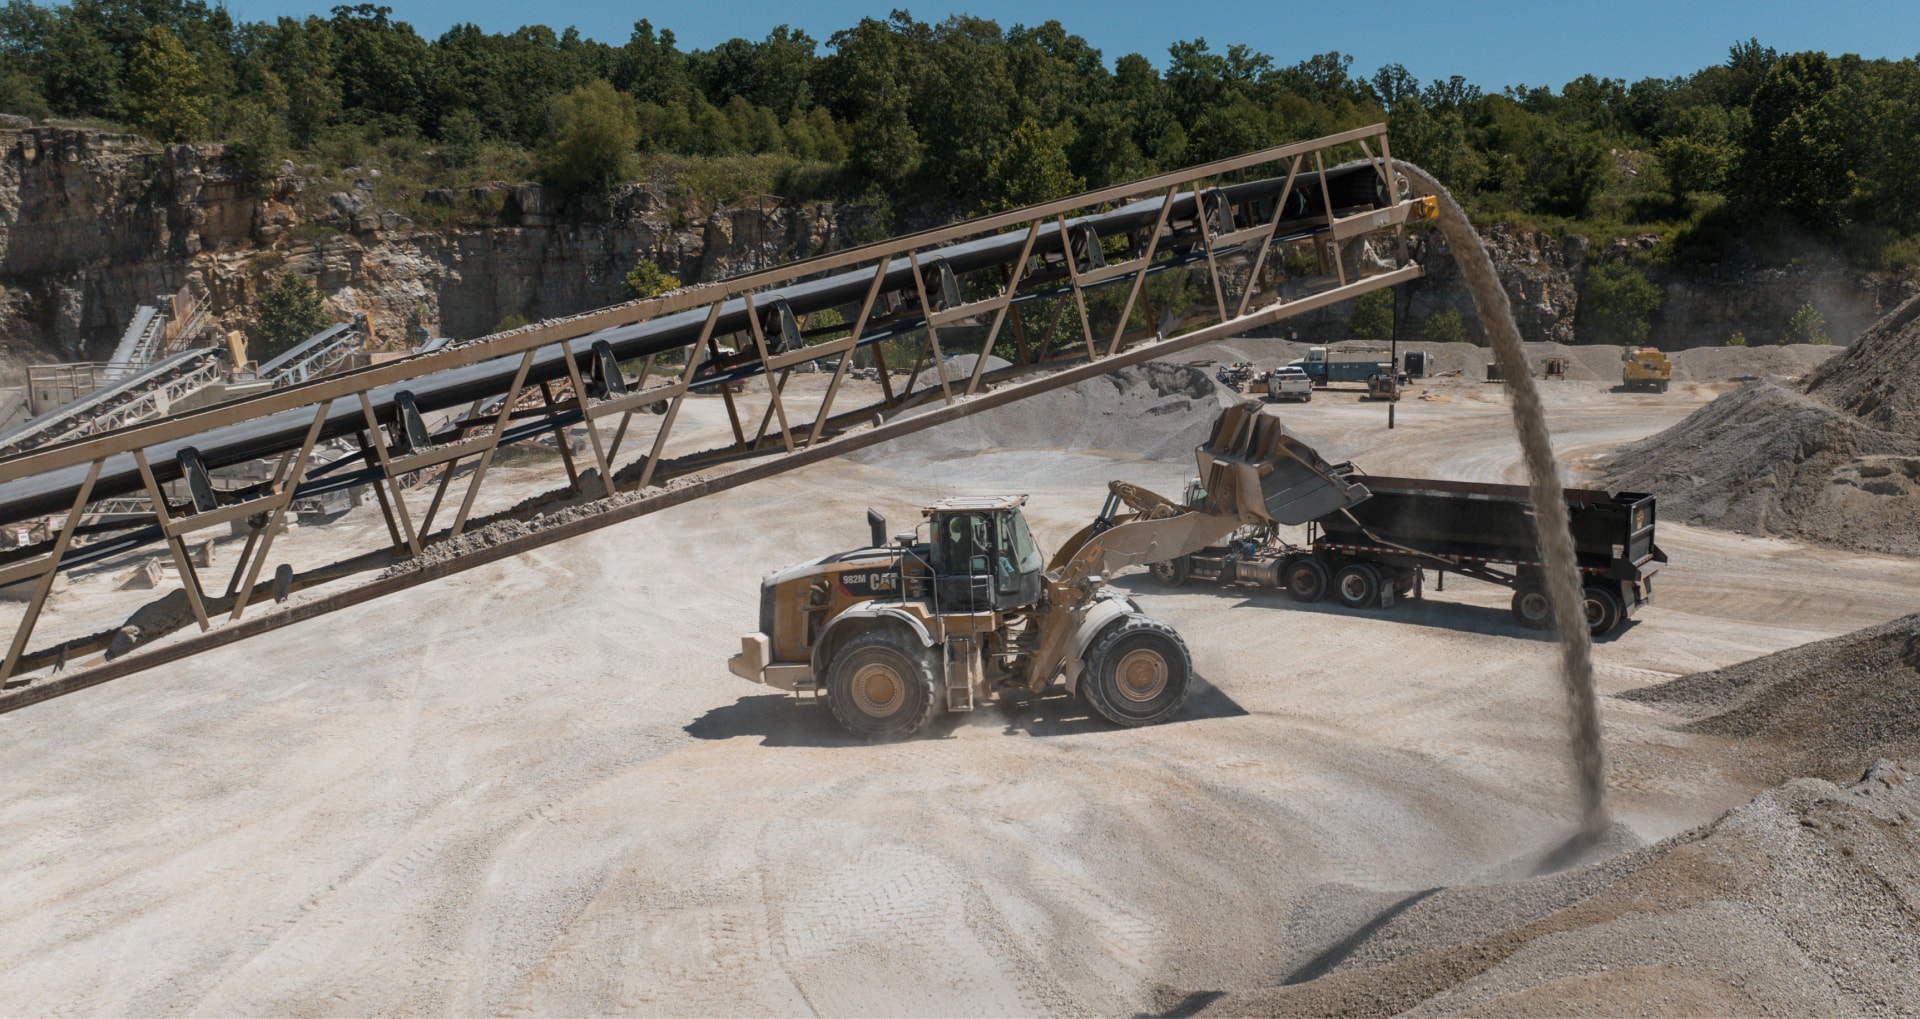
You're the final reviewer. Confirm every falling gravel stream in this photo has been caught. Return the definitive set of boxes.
[1401,162,1610,837]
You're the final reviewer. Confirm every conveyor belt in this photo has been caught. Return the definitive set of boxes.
[0,160,1387,522]
[0,124,1429,696]
[0,348,222,457]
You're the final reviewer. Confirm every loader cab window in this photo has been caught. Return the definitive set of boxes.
[931,509,1044,612]
[997,510,1042,594]
[935,513,991,577]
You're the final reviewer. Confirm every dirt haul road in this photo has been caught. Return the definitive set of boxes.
[0,367,1912,1015]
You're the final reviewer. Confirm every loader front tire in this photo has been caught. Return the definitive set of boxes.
[1081,616,1192,727]
[826,628,939,740]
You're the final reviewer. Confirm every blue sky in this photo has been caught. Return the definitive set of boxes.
[223,0,1920,88]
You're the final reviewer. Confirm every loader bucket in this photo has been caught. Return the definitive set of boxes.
[1195,401,1371,526]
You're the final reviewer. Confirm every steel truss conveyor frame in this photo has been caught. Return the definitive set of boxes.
[0,123,1429,700]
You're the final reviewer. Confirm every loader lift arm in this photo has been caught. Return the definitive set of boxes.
[1023,401,1369,689]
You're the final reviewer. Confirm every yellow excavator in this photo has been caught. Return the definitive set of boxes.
[727,403,1368,738]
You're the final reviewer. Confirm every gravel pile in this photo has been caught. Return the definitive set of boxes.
[1180,759,1920,1017]
[1599,295,1920,555]
[1803,293,1920,439]
[855,361,1229,464]
[1600,380,1920,554]
[1621,613,1920,783]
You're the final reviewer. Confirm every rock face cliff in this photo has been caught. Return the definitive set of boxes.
[0,127,862,378]
[0,125,1910,380]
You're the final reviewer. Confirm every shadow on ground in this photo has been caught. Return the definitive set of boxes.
[1111,573,1640,644]
[686,674,1248,746]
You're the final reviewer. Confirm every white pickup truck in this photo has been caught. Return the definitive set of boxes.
[1265,365,1313,402]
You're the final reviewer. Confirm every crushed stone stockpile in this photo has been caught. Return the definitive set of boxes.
[1601,381,1920,554]
[855,360,1229,464]
[1602,294,1920,555]
[1621,613,1920,784]
[1803,293,1920,438]
[1176,759,1920,1017]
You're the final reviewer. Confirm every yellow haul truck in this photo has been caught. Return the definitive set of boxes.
[728,403,1369,738]
[1622,347,1673,392]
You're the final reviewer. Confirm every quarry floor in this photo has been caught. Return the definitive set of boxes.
[0,361,1913,1015]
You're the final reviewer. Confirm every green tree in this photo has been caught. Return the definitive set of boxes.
[1781,302,1831,345]
[622,258,681,299]
[1732,51,1855,226]
[257,274,332,355]
[1346,288,1394,340]
[262,16,341,147]
[224,98,289,180]
[984,118,1084,212]
[1423,308,1471,345]
[124,25,207,142]
[539,79,638,193]
[1725,330,1748,347]
[0,70,49,118]
[1579,262,1662,345]
[40,14,122,119]
[1527,121,1609,218]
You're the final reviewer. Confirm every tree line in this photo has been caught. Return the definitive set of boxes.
[4,2,1920,262]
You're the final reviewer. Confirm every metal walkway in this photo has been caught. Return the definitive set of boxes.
[0,124,1430,702]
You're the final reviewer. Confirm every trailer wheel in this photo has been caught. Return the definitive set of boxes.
[1284,558,1331,602]
[1333,563,1382,609]
[1149,556,1191,587]
[826,627,940,740]
[1081,615,1192,727]
[1582,585,1624,637]
[1511,585,1553,629]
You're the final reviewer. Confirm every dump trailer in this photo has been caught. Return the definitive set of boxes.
[1143,472,1664,637]
[1622,347,1672,392]
[727,403,1369,738]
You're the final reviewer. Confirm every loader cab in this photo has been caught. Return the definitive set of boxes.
[924,496,1045,612]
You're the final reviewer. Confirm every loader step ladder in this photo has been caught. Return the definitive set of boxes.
[944,636,978,712]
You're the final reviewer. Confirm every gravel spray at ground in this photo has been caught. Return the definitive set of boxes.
[1186,758,1920,1017]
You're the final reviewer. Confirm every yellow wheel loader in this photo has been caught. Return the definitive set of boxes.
[727,403,1370,738]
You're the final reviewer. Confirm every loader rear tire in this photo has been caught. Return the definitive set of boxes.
[1081,616,1192,728]
[1284,558,1330,603]
[826,628,940,740]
